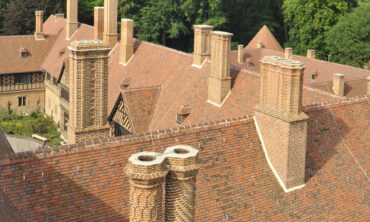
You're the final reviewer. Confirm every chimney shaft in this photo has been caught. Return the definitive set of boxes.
[257,41,263,49]
[94,7,104,40]
[103,0,118,48]
[333,73,345,96]
[254,56,308,192]
[285,48,293,59]
[34,11,45,40]
[193,25,214,67]
[66,0,78,39]
[238,44,244,64]
[125,152,168,222]
[367,75,370,95]
[208,31,233,106]
[307,49,315,59]
[120,19,134,65]
[164,145,199,222]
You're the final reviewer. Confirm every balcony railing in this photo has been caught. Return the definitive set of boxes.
[0,72,44,93]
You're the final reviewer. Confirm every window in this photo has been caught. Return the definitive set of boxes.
[47,73,51,81]
[14,74,31,85]
[249,62,254,68]
[61,87,69,102]
[52,77,58,86]
[63,112,69,132]
[18,96,26,107]
[55,104,58,116]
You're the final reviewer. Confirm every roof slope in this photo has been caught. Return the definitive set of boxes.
[0,128,13,156]
[42,16,94,78]
[311,79,368,97]
[0,35,57,74]
[0,96,368,221]
[245,25,284,52]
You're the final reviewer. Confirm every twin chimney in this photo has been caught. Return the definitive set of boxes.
[34,11,45,40]
[125,145,199,222]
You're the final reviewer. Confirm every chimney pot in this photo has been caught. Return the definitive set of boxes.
[103,0,118,48]
[238,44,244,64]
[285,48,293,59]
[66,0,78,39]
[120,19,134,65]
[333,73,345,96]
[193,25,214,67]
[257,41,263,48]
[34,11,45,40]
[94,7,104,40]
[208,31,233,106]
[307,49,316,59]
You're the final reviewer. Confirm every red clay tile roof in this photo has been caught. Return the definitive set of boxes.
[121,86,162,133]
[0,128,13,156]
[245,25,284,52]
[0,189,25,222]
[42,16,94,78]
[311,78,368,97]
[0,35,57,74]
[0,96,368,221]
[231,48,370,85]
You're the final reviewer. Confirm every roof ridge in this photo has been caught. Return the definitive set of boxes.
[0,115,254,164]
[123,85,163,92]
[302,94,369,111]
[136,39,192,58]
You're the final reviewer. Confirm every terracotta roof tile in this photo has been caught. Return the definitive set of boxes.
[0,35,57,74]
[245,25,284,52]
[0,128,13,156]
[311,79,368,97]
[0,97,368,221]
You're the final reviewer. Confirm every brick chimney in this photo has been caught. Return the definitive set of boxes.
[257,41,263,48]
[125,152,168,222]
[254,56,308,192]
[94,7,104,40]
[120,19,134,65]
[367,75,370,95]
[164,145,199,222]
[34,11,45,40]
[193,25,214,67]
[67,40,111,144]
[66,0,78,39]
[208,31,233,106]
[238,44,244,64]
[333,73,345,96]
[103,0,118,48]
[285,48,293,59]
[307,49,315,59]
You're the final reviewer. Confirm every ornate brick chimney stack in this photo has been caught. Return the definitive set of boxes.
[307,49,316,59]
[67,40,111,144]
[285,48,293,59]
[94,7,104,40]
[34,11,45,40]
[125,152,168,222]
[254,56,308,192]
[164,145,199,222]
[103,0,118,48]
[120,19,134,65]
[238,44,244,64]
[66,0,78,39]
[193,25,214,67]
[333,73,345,96]
[208,31,233,106]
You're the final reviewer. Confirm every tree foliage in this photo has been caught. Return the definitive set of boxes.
[325,2,370,68]
[283,0,357,59]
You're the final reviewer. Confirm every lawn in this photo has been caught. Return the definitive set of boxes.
[0,111,62,146]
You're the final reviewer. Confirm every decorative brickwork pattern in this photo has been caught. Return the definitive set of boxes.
[255,56,308,191]
[68,40,111,144]
[125,152,168,222]
[164,145,199,222]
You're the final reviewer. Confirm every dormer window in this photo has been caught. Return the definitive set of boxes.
[120,78,132,90]
[59,47,66,57]
[311,69,319,80]
[20,47,28,58]
[176,105,192,125]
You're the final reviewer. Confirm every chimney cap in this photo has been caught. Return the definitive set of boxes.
[261,56,305,69]
[333,73,345,78]
[35,11,44,15]
[193,24,214,30]
[122,18,133,22]
[164,145,199,159]
[211,31,233,36]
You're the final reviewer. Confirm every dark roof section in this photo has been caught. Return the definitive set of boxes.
[0,96,368,221]
[122,86,162,133]
[245,25,284,52]
[0,128,13,155]
[0,35,57,74]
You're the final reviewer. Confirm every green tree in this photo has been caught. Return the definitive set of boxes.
[1,0,64,35]
[325,2,370,68]
[283,0,357,59]
[0,0,10,33]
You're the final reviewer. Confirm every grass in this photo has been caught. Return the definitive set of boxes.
[0,111,62,146]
